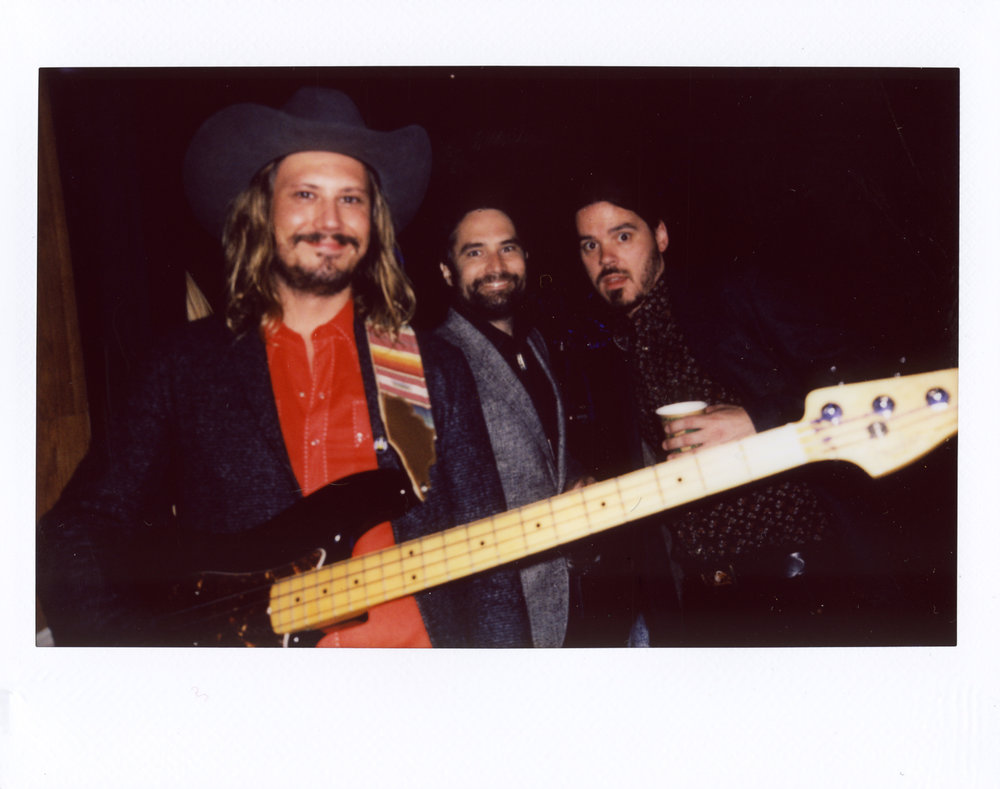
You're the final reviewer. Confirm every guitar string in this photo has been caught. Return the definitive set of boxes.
[270,400,956,631]
[272,402,954,629]
[172,412,952,630]
[175,412,849,636]
[276,435,766,631]
[270,477,616,631]
[150,395,955,636]
[281,463,644,605]
[155,449,746,637]
[275,460,730,631]
[271,466,648,630]
[167,400,955,636]
[274,424,747,628]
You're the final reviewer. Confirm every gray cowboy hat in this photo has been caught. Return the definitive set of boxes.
[183,87,431,237]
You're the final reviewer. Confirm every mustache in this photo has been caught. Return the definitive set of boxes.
[291,232,361,250]
[596,267,630,284]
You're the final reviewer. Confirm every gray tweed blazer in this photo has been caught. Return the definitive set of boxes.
[435,309,571,647]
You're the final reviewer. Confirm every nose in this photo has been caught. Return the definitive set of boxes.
[599,245,616,267]
[482,250,505,274]
[316,199,342,232]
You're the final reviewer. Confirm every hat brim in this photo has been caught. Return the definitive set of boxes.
[183,101,431,237]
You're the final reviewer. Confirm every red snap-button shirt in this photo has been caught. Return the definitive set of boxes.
[265,301,430,647]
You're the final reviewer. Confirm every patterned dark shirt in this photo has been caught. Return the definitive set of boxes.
[621,275,830,564]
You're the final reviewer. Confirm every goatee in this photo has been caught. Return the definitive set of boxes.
[272,253,357,297]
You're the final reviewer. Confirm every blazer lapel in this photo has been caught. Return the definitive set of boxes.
[527,329,567,492]
[442,311,557,484]
[228,329,299,489]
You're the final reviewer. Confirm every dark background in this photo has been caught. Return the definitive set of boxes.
[40,67,958,643]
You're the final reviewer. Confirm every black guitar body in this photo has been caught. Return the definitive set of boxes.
[134,468,417,647]
[159,549,333,647]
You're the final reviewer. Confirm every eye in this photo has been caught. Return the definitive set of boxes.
[616,231,631,242]
[465,249,482,258]
[501,244,520,254]
[293,190,315,200]
[340,194,366,205]
[580,240,597,254]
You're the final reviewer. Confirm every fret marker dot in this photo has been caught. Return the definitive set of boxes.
[322,588,328,594]
[535,523,541,529]
[353,579,358,585]
[411,574,417,580]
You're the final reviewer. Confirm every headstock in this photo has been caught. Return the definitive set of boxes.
[798,368,958,477]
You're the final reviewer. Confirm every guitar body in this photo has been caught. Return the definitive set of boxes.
[134,468,416,647]
[160,550,333,647]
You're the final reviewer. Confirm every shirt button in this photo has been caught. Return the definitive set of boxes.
[318,392,326,400]
[310,439,320,447]
[298,391,306,398]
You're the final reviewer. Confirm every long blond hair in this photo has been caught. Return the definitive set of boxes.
[221,157,416,337]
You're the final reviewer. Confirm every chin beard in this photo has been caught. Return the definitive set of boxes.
[604,287,627,308]
[461,274,526,321]
[273,254,357,297]
[605,288,643,313]
[599,252,661,313]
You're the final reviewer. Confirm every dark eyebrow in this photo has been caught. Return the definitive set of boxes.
[578,222,640,241]
[458,237,522,255]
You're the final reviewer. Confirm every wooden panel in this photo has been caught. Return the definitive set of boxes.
[37,79,92,632]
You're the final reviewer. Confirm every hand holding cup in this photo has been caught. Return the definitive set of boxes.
[656,401,708,457]
[657,402,757,458]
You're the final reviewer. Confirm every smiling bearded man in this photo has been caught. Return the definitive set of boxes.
[434,205,587,648]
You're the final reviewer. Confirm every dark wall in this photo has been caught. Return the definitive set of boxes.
[42,67,958,436]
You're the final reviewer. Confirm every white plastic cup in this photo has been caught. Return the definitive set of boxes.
[655,401,708,453]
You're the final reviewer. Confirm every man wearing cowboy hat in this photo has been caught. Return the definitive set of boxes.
[37,88,533,648]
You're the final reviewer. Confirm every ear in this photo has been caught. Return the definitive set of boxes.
[439,261,454,287]
[654,221,669,253]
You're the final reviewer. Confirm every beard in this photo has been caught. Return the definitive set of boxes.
[272,234,364,297]
[599,269,630,309]
[598,249,663,313]
[459,272,527,321]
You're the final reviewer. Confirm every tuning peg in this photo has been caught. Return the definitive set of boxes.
[873,396,895,416]
[926,387,950,408]
[819,403,842,423]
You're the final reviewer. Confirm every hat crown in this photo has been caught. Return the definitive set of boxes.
[282,87,365,127]
[184,86,431,236]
